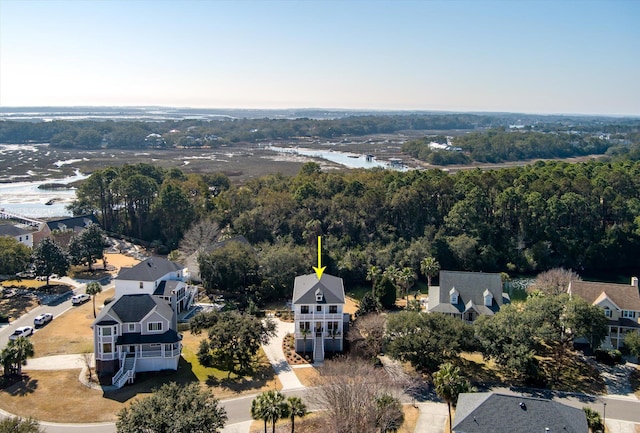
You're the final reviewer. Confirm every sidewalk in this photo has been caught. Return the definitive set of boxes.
[413,402,448,433]
[261,318,304,391]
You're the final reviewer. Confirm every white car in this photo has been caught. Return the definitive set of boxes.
[34,313,54,326]
[9,326,34,340]
[71,293,90,305]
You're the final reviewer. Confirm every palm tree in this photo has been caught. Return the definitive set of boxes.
[5,337,35,375]
[420,256,440,289]
[383,265,401,301]
[366,265,382,296]
[286,396,307,433]
[433,362,471,433]
[398,267,416,303]
[251,395,268,433]
[261,390,289,433]
[85,281,102,318]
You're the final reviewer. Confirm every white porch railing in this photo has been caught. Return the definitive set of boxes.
[295,313,343,321]
[112,354,136,388]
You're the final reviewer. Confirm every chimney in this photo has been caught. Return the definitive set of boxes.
[632,277,638,288]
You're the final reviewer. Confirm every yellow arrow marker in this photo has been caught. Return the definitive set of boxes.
[312,235,326,280]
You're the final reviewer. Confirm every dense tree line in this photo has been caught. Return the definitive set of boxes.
[73,157,640,296]
[403,129,615,165]
[0,115,493,147]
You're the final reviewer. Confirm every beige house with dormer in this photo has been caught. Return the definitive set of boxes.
[568,277,640,349]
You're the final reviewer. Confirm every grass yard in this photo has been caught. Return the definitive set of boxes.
[180,330,280,397]
[0,370,123,422]
[30,287,116,357]
[459,349,606,394]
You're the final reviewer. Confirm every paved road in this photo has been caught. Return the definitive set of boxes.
[0,278,99,350]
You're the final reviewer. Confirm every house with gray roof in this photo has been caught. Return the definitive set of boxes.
[292,273,348,363]
[452,392,588,433]
[0,224,34,248]
[568,277,640,349]
[33,214,99,247]
[428,270,508,322]
[92,257,198,388]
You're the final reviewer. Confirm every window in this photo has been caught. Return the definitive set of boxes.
[604,308,612,318]
[300,322,310,331]
[102,343,112,353]
[19,237,22,241]
[301,306,309,314]
[449,288,459,304]
[139,282,144,289]
[148,322,162,332]
[128,324,135,332]
[622,310,637,319]
[316,305,322,312]
[101,327,112,336]
[329,305,337,314]
[327,321,339,331]
[26,235,29,240]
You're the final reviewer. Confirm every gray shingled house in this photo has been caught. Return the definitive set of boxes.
[92,257,197,388]
[292,273,349,363]
[452,392,588,433]
[428,270,509,322]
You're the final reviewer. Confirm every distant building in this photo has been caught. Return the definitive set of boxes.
[428,270,509,322]
[452,392,588,433]
[33,214,100,247]
[0,224,34,248]
[292,273,348,363]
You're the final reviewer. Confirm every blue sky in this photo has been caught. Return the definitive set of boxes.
[1,0,638,115]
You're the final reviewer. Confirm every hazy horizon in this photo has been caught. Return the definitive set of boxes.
[1,0,639,116]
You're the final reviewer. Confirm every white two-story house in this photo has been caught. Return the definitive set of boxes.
[568,277,640,349]
[92,257,198,388]
[292,273,348,363]
[0,224,34,248]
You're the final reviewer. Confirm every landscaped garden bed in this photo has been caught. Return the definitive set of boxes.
[282,333,311,365]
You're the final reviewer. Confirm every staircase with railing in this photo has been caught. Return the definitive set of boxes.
[112,354,137,389]
[313,335,324,363]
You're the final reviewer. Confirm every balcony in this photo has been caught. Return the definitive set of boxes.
[295,313,343,321]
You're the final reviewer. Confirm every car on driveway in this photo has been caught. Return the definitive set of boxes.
[71,293,90,305]
[34,313,54,327]
[9,326,34,340]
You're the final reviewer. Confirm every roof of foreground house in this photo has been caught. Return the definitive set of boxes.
[116,257,184,282]
[452,392,588,433]
[568,280,640,311]
[429,270,506,315]
[93,294,174,325]
[292,273,345,305]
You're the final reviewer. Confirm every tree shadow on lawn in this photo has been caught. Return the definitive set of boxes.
[102,357,199,403]
[204,360,276,394]
[0,375,38,397]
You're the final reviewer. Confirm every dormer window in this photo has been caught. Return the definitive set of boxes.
[449,288,459,304]
[315,288,324,302]
[483,289,493,307]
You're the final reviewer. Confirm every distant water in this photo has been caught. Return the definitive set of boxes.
[266,145,404,170]
[0,170,87,218]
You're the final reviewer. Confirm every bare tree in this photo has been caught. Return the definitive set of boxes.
[528,267,581,296]
[348,313,387,360]
[179,218,220,256]
[308,357,404,433]
[82,352,94,382]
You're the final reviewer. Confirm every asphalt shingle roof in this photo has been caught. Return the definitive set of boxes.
[116,257,184,282]
[452,393,588,433]
[153,280,181,296]
[94,294,173,325]
[44,214,99,232]
[569,280,640,311]
[116,329,181,345]
[0,225,31,237]
[292,273,345,305]
[429,271,505,315]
